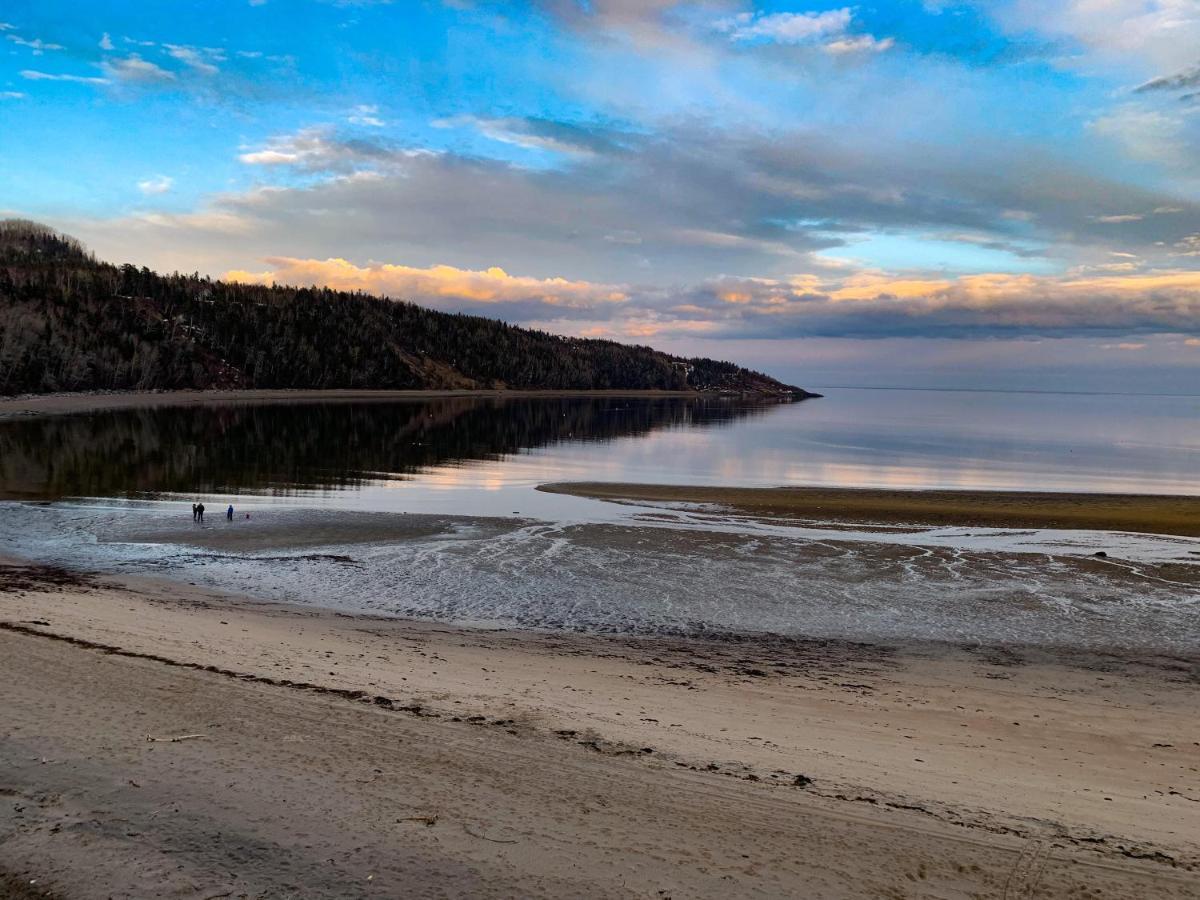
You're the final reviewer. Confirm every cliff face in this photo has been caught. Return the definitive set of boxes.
[0,220,817,398]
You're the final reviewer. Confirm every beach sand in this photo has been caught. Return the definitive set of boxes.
[540,481,1200,538]
[1,559,1197,898]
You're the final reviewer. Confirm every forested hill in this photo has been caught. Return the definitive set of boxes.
[0,221,814,398]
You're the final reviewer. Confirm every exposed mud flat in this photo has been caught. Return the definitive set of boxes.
[4,500,1199,655]
[540,481,1200,537]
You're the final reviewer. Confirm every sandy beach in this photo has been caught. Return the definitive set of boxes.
[1,558,1197,898]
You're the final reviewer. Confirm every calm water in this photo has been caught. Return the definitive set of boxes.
[3,389,1198,652]
[2,388,1198,505]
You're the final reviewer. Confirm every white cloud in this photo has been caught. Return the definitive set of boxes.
[6,34,65,54]
[99,32,114,50]
[137,175,174,196]
[1090,106,1192,169]
[103,54,175,83]
[1174,233,1200,255]
[998,0,1200,73]
[164,44,220,76]
[0,91,25,99]
[824,35,894,54]
[348,104,385,127]
[715,8,849,43]
[20,69,109,85]
[237,127,412,172]
[713,7,892,56]
[716,8,852,44]
[433,115,618,155]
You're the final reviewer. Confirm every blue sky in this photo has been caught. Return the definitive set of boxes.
[2,0,1199,390]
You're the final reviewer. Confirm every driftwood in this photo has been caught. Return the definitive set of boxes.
[462,823,518,844]
[399,815,439,827]
[145,733,206,743]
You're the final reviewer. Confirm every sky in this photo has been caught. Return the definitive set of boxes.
[2,0,1199,392]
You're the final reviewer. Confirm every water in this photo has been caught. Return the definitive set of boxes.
[2,389,1198,652]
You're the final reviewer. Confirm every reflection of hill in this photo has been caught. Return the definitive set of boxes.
[0,396,784,499]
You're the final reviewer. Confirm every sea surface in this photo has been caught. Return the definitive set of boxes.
[2,388,1198,651]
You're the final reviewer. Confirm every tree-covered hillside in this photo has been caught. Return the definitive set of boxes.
[0,220,814,398]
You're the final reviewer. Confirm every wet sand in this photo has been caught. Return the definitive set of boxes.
[1,559,1197,898]
[540,481,1200,538]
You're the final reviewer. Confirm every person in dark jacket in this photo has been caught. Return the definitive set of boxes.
[227,504,234,522]
[197,502,205,524]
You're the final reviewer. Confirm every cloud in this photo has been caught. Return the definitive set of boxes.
[715,9,852,43]
[1135,63,1200,94]
[348,104,385,127]
[434,115,631,155]
[103,54,176,83]
[824,35,894,54]
[6,34,65,54]
[70,118,1200,297]
[137,175,174,195]
[1089,105,1193,170]
[664,268,1200,340]
[0,91,25,99]
[164,44,221,76]
[217,252,1200,343]
[995,0,1200,74]
[225,256,628,312]
[712,7,892,55]
[99,32,114,50]
[237,127,410,171]
[1174,233,1200,255]
[530,0,699,47]
[20,69,109,85]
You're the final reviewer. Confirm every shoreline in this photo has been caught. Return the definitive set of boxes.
[539,481,1200,537]
[1,556,1196,896]
[0,387,805,421]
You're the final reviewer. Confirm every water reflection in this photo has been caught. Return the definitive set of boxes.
[3,388,1197,504]
[0,396,786,500]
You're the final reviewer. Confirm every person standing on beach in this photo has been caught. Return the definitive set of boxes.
[227,504,234,522]
[197,502,205,524]
[192,502,198,523]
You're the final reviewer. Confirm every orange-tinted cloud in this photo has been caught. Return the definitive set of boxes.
[225,256,628,309]
[224,252,1200,342]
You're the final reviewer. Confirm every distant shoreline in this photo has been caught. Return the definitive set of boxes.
[539,481,1200,537]
[0,387,807,420]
